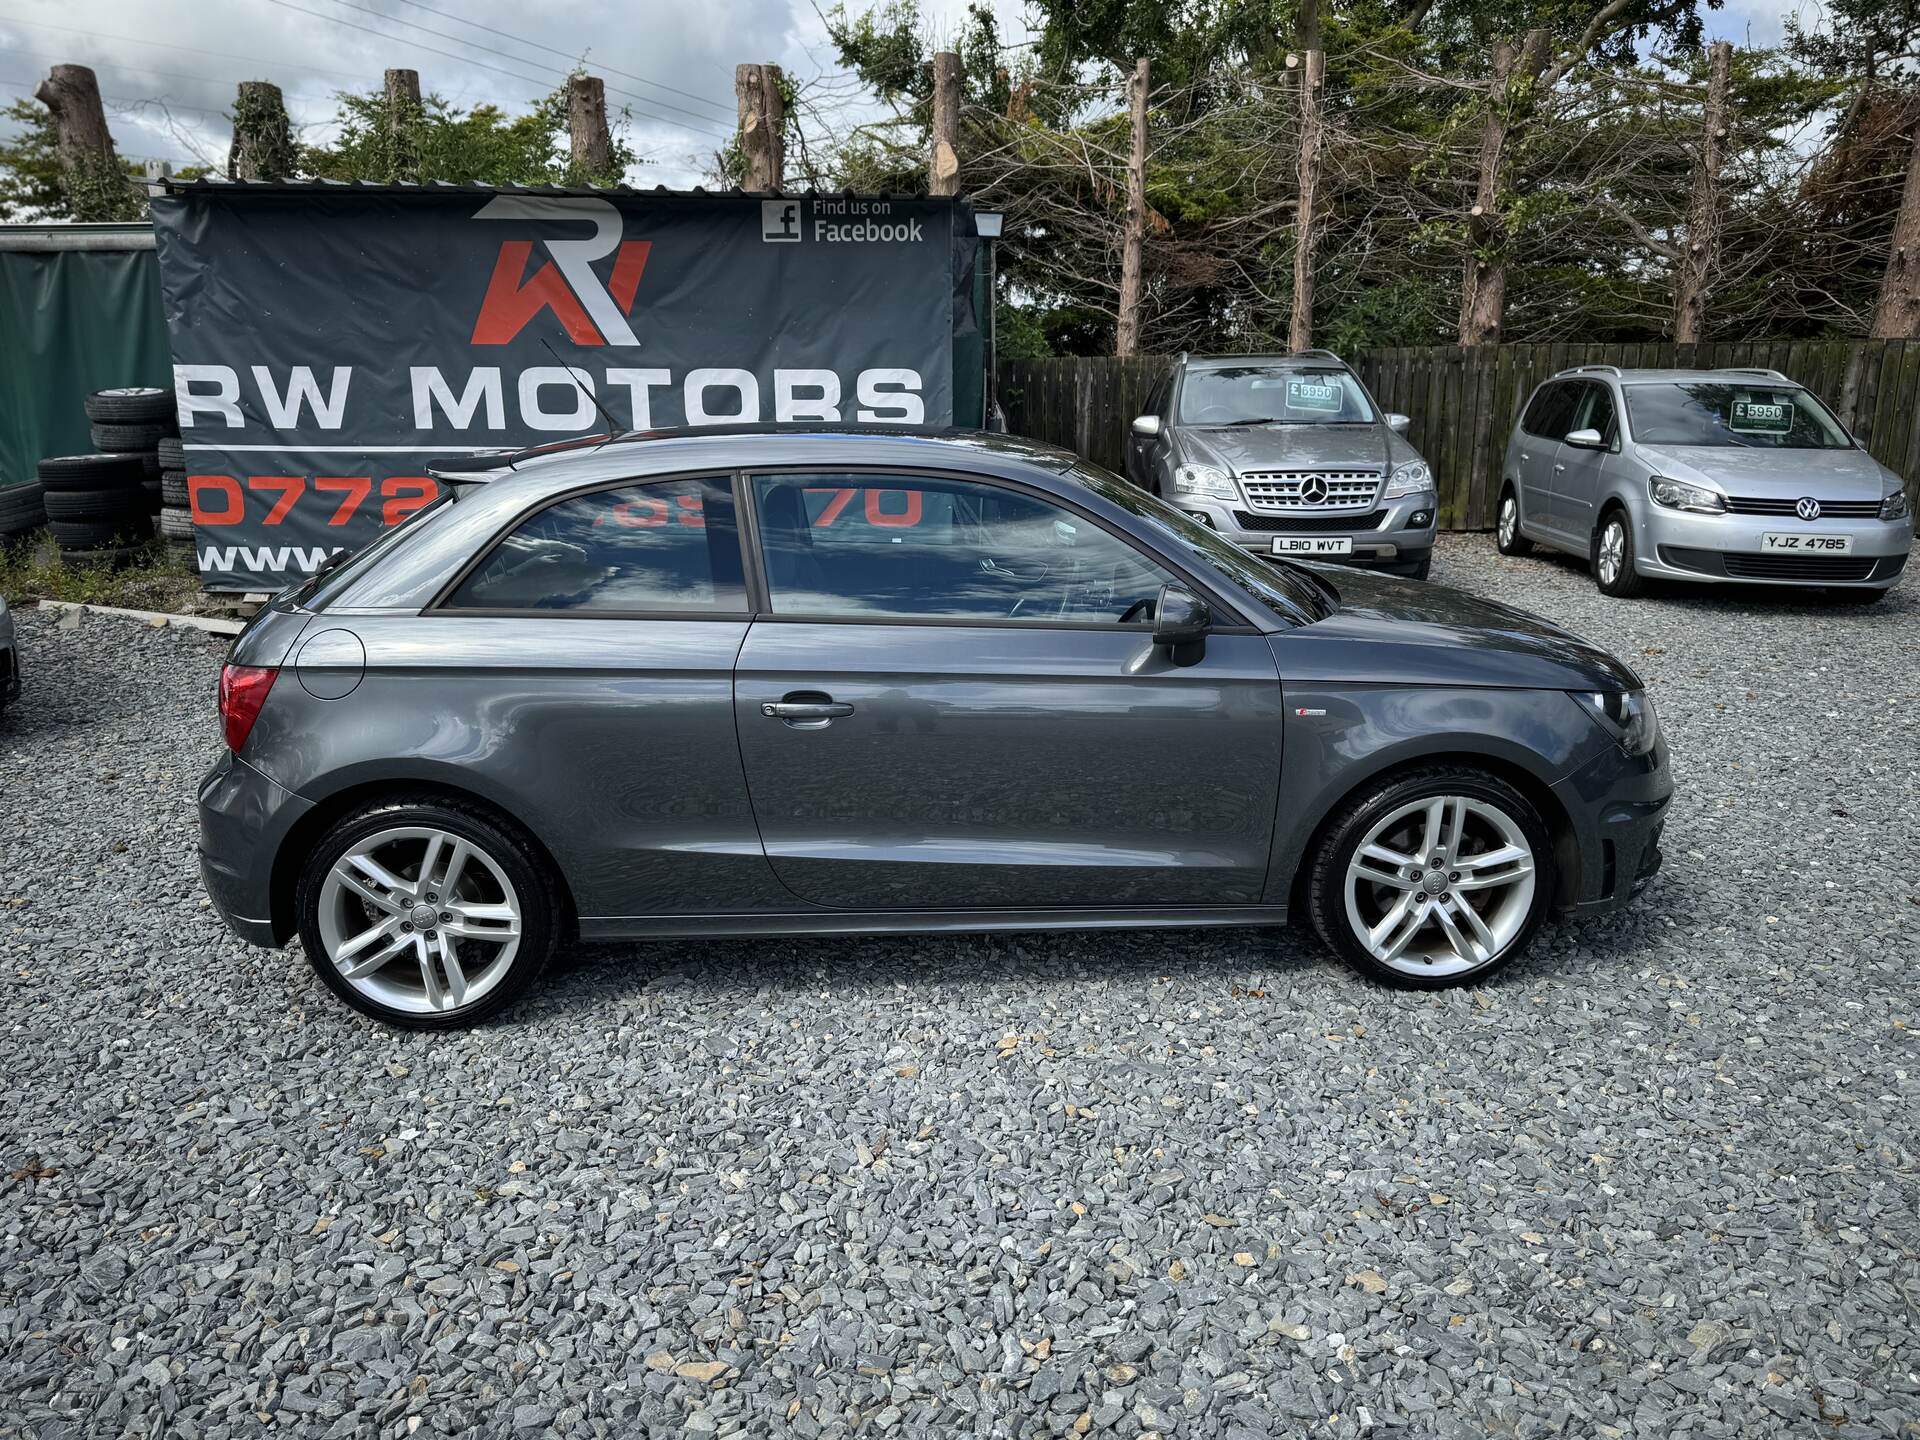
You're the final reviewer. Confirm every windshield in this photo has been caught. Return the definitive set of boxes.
[1624,382,1853,449]
[1060,461,1332,623]
[1178,366,1377,426]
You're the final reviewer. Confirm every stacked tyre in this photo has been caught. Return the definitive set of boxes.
[39,453,153,568]
[87,387,175,521]
[0,479,46,545]
[156,435,195,566]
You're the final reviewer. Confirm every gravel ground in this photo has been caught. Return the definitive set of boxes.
[2,538,1917,1440]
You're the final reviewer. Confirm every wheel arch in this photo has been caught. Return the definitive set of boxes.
[1283,749,1580,918]
[268,773,579,946]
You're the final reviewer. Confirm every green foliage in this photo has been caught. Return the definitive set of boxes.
[0,99,146,222]
[996,300,1054,359]
[230,84,298,180]
[0,534,197,608]
[303,73,639,187]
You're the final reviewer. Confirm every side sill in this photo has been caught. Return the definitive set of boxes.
[577,905,1293,942]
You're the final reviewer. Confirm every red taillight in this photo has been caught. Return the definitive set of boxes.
[219,663,278,753]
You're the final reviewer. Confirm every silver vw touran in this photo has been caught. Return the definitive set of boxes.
[1496,366,1913,599]
[199,428,1669,1027]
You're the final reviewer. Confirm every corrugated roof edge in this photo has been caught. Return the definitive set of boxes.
[157,177,953,203]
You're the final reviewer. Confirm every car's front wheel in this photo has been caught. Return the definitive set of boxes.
[1593,510,1647,597]
[1495,486,1532,556]
[1307,767,1555,988]
[295,797,562,1028]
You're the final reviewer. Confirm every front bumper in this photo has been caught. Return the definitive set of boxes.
[198,750,312,948]
[1634,507,1913,588]
[1549,735,1673,917]
[1173,490,1438,574]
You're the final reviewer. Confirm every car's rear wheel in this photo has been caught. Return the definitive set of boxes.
[1495,486,1532,556]
[1593,509,1647,597]
[295,799,561,1028]
[1307,767,1554,988]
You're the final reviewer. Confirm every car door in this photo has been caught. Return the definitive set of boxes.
[1517,382,1577,538]
[732,468,1286,911]
[1553,381,1616,545]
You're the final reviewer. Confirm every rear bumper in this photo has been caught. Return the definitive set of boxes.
[198,750,311,947]
[1550,736,1673,917]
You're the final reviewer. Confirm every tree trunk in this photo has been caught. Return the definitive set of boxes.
[929,51,962,196]
[1871,116,1920,338]
[228,80,295,182]
[383,69,422,183]
[734,63,785,191]
[1289,48,1326,353]
[34,64,128,222]
[1459,30,1549,346]
[1297,0,1321,54]
[1672,41,1731,344]
[1115,57,1150,358]
[567,74,615,178]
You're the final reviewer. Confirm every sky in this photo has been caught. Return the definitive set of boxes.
[0,0,1811,191]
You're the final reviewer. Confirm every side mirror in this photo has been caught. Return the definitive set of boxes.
[1565,427,1605,449]
[1386,413,1411,436]
[1152,583,1210,664]
[1131,414,1162,438]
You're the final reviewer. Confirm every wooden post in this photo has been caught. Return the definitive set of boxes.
[567,74,614,178]
[33,64,130,221]
[383,69,422,183]
[1871,117,1920,338]
[1289,48,1326,353]
[1673,41,1731,344]
[929,50,962,196]
[1459,29,1549,346]
[734,63,785,191]
[228,80,296,181]
[1115,57,1150,358]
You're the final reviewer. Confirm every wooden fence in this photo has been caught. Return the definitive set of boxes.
[999,341,1920,530]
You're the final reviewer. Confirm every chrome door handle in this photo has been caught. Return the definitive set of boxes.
[762,700,853,721]
[1520,452,1532,462]
[1553,463,1566,473]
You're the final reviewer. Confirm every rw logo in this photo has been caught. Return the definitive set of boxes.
[470,197,651,346]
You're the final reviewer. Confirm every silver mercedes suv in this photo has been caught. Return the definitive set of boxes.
[1125,352,1439,579]
[1497,366,1913,601]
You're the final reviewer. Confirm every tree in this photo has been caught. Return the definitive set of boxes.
[0,96,147,222]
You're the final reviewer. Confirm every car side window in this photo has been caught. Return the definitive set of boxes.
[1521,382,1579,441]
[445,476,746,613]
[752,472,1179,625]
[1575,383,1618,445]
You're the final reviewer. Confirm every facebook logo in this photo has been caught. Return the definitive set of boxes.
[761,199,802,243]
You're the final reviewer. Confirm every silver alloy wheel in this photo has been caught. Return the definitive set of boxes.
[1597,520,1626,586]
[1343,795,1536,978]
[315,825,522,1015]
[1499,495,1517,546]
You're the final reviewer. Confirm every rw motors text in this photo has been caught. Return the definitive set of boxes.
[174,364,930,432]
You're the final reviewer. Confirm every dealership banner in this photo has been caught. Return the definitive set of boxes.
[150,185,967,589]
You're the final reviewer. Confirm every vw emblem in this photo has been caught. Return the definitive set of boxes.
[1300,476,1330,505]
[1795,496,1821,521]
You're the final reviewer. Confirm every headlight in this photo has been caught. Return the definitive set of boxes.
[1172,464,1237,501]
[1648,475,1725,515]
[1578,689,1659,757]
[1882,488,1910,522]
[1381,460,1433,499]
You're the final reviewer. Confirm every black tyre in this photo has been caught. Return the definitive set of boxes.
[43,486,149,525]
[1307,765,1555,990]
[1407,556,1432,582]
[165,537,198,568]
[37,453,144,491]
[51,516,151,549]
[160,469,189,508]
[158,507,195,540]
[1592,508,1647,597]
[91,421,168,452]
[295,797,564,1029]
[1495,485,1533,556]
[140,478,163,514]
[157,437,185,470]
[58,543,149,570]
[85,387,175,424]
[0,482,46,535]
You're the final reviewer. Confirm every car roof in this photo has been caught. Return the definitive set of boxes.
[1183,352,1350,371]
[1549,366,1804,387]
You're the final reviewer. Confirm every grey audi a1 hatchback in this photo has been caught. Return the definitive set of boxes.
[199,428,1671,1027]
